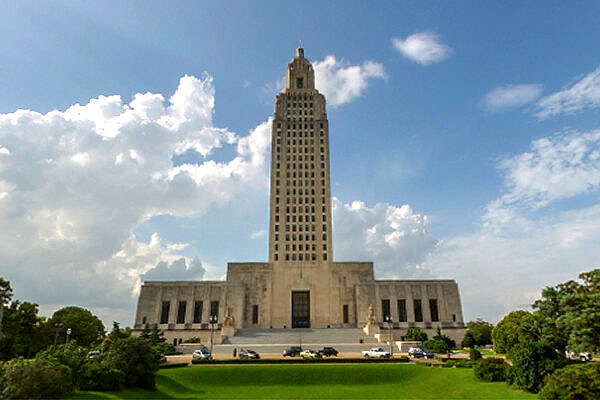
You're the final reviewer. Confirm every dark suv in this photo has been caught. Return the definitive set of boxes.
[283,346,303,357]
[319,347,338,357]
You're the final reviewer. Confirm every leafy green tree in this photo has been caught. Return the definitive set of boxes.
[0,358,73,399]
[508,341,566,393]
[424,326,456,353]
[102,336,159,389]
[491,310,538,354]
[49,306,105,347]
[37,341,88,387]
[108,321,132,341]
[534,268,600,354]
[539,363,600,400]
[0,301,50,359]
[465,319,493,346]
[461,330,475,348]
[405,327,428,342]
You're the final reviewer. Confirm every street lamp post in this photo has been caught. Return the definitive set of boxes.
[66,328,72,344]
[209,315,218,355]
[53,323,63,351]
[385,315,393,358]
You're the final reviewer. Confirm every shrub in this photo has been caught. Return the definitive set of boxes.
[424,340,448,354]
[183,337,202,343]
[445,359,473,368]
[397,355,410,362]
[152,341,178,355]
[79,361,126,391]
[433,354,449,362]
[461,331,475,348]
[159,362,189,369]
[0,358,73,399]
[469,348,482,361]
[103,337,159,390]
[36,342,88,386]
[538,363,600,400]
[508,342,567,393]
[405,327,428,342]
[474,357,510,382]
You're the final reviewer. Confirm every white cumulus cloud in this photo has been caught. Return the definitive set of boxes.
[534,66,600,119]
[0,73,271,325]
[332,198,438,278]
[392,32,452,66]
[312,56,386,107]
[482,84,543,112]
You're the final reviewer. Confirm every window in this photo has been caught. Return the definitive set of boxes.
[382,299,391,322]
[177,301,186,324]
[142,316,147,324]
[397,299,407,322]
[160,301,170,324]
[414,299,423,322]
[343,304,349,324]
[297,77,303,88]
[193,301,203,323]
[252,305,259,324]
[429,299,439,322]
[210,301,219,318]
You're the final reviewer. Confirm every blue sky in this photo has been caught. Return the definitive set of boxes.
[1,1,600,326]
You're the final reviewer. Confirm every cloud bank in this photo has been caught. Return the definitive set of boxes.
[0,74,271,323]
[392,32,452,65]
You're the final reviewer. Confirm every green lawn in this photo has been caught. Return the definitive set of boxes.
[73,364,534,399]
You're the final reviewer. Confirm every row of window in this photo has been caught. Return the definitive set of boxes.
[275,171,326,179]
[274,181,327,190]
[275,243,327,251]
[159,300,219,325]
[274,204,327,213]
[273,233,326,242]
[274,154,326,162]
[274,214,327,223]
[381,299,443,323]
[274,253,327,261]
[273,195,327,205]
[274,163,326,171]
[275,122,325,129]
[274,224,328,232]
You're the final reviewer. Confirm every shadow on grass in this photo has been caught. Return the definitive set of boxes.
[73,376,205,399]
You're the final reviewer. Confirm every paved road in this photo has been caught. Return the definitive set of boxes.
[179,343,396,356]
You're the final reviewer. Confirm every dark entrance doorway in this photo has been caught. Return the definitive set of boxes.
[291,291,310,328]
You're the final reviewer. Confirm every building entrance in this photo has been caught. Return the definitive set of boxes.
[291,291,310,328]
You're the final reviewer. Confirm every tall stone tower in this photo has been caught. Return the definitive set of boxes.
[268,46,333,265]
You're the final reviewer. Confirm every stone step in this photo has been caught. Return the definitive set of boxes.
[224,328,379,345]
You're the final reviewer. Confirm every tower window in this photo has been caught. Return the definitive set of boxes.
[297,78,303,88]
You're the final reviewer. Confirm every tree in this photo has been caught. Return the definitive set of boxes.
[491,310,538,354]
[465,319,493,346]
[0,277,13,339]
[49,306,105,347]
[103,336,159,389]
[461,331,475,348]
[149,324,166,346]
[0,301,50,359]
[534,268,600,354]
[108,321,131,341]
[140,323,151,342]
[405,327,428,342]
[424,326,456,353]
[508,341,566,393]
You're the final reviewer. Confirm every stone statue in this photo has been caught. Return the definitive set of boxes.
[223,307,235,327]
[363,303,380,336]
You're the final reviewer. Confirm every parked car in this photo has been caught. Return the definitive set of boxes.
[319,347,339,357]
[239,349,260,359]
[566,351,592,362]
[300,349,322,359]
[283,346,303,357]
[87,350,100,359]
[408,347,434,359]
[362,347,391,358]
[192,348,213,360]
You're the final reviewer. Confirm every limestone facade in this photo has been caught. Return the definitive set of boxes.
[133,47,466,344]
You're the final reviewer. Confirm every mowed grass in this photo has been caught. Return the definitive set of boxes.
[74,364,535,399]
